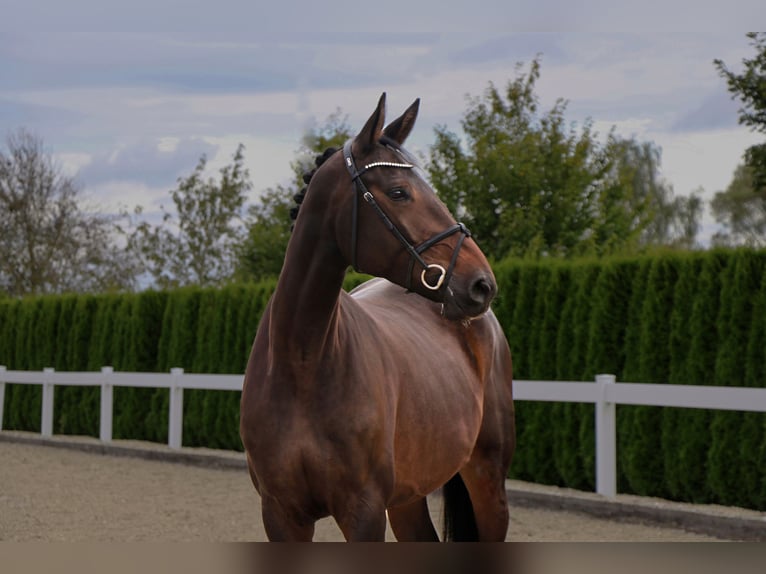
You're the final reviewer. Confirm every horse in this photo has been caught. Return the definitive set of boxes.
[240,94,515,541]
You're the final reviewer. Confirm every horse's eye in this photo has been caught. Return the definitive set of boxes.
[387,188,409,202]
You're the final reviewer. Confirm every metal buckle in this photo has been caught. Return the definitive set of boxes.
[421,263,446,291]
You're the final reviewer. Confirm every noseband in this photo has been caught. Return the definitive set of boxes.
[342,140,471,293]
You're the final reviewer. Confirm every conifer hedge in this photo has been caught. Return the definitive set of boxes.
[1,253,765,509]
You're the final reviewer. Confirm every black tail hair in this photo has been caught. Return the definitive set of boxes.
[442,473,479,541]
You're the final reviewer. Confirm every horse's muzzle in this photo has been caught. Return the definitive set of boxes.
[442,272,497,321]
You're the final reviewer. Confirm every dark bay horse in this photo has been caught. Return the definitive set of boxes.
[240,94,515,541]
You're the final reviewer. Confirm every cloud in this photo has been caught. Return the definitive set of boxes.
[671,87,741,133]
[203,134,305,197]
[82,180,169,216]
[78,137,219,189]
[591,118,654,140]
[72,133,303,215]
[55,152,93,178]
[647,128,762,196]
[448,35,566,67]
[3,0,764,242]
[0,98,85,134]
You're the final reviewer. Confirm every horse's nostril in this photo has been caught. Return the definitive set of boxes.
[469,276,496,305]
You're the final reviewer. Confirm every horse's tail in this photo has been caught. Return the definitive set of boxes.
[442,473,479,541]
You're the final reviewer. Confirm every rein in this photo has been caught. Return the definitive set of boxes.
[342,140,471,292]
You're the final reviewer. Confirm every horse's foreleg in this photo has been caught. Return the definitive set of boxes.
[334,490,388,541]
[245,452,261,492]
[261,497,316,541]
[387,497,439,541]
[248,455,315,541]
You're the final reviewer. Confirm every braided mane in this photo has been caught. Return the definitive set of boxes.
[290,147,338,223]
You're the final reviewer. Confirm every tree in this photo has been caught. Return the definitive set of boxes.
[596,138,702,251]
[235,186,294,281]
[295,108,354,176]
[710,34,766,246]
[711,163,766,246]
[427,58,701,260]
[0,129,138,296]
[129,144,251,288]
[715,32,766,190]
[235,111,353,281]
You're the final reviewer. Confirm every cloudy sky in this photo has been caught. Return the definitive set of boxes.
[2,1,765,242]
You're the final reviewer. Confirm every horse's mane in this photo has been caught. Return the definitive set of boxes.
[290,147,338,223]
[289,139,418,224]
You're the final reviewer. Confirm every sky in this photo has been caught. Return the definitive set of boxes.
[2,1,765,243]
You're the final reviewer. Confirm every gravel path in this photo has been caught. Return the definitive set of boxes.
[0,436,756,542]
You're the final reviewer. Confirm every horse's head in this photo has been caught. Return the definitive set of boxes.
[323,94,496,320]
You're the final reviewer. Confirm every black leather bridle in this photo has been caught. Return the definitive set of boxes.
[342,140,471,293]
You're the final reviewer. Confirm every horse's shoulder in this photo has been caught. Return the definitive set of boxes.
[347,278,435,314]
[347,276,394,297]
[348,278,503,334]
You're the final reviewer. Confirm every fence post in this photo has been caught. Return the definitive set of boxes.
[595,373,617,497]
[41,368,55,438]
[0,365,6,431]
[168,368,184,449]
[100,366,114,442]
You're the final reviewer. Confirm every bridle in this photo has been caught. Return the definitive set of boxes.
[342,140,471,293]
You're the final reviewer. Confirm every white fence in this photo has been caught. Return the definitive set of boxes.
[1,365,766,498]
[0,366,242,453]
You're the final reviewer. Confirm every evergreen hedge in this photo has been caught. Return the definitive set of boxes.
[1,254,765,510]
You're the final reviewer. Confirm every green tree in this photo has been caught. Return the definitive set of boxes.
[708,250,764,507]
[294,109,353,176]
[550,261,598,489]
[505,262,538,480]
[621,257,679,498]
[236,111,353,281]
[711,163,766,246]
[715,32,766,190]
[663,253,703,500]
[130,144,251,288]
[745,269,766,507]
[235,186,294,281]
[427,58,700,260]
[596,139,702,250]
[0,129,139,295]
[677,251,726,503]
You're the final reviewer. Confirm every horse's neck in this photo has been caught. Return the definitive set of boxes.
[268,220,349,366]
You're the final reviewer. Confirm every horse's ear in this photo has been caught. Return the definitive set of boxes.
[353,93,387,154]
[383,98,420,145]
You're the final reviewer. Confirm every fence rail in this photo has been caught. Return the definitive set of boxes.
[1,365,765,498]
